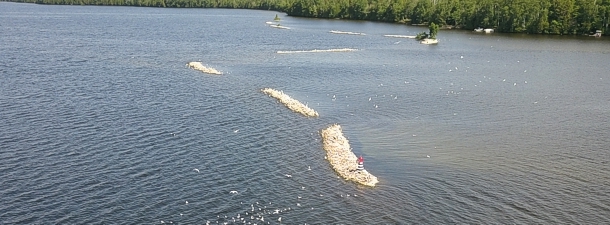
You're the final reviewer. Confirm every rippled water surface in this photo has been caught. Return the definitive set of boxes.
[2,3,610,224]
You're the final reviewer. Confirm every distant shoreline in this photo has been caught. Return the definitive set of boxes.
[4,0,607,36]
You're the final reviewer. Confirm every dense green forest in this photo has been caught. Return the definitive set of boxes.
[6,0,609,35]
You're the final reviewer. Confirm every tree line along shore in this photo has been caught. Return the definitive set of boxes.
[8,0,607,35]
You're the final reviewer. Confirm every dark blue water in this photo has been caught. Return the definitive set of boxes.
[2,2,610,224]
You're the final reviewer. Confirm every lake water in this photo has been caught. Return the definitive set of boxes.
[1,2,610,224]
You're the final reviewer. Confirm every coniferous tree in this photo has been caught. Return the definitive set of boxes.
[9,0,608,35]
[429,22,439,39]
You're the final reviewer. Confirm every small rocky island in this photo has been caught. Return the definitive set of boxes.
[321,124,379,187]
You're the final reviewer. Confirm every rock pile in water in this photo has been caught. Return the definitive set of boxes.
[383,34,416,39]
[269,24,291,29]
[187,62,222,75]
[276,48,358,54]
[261,88,319,117]
[320,124,379,187]
[329,30,366,35]
[420,38,439,45]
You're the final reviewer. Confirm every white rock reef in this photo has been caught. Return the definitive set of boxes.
[261,88,319,117]
[187,62,222,75]
[321,124,379,187]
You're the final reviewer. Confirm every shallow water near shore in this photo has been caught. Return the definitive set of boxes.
[1,2,610,224]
